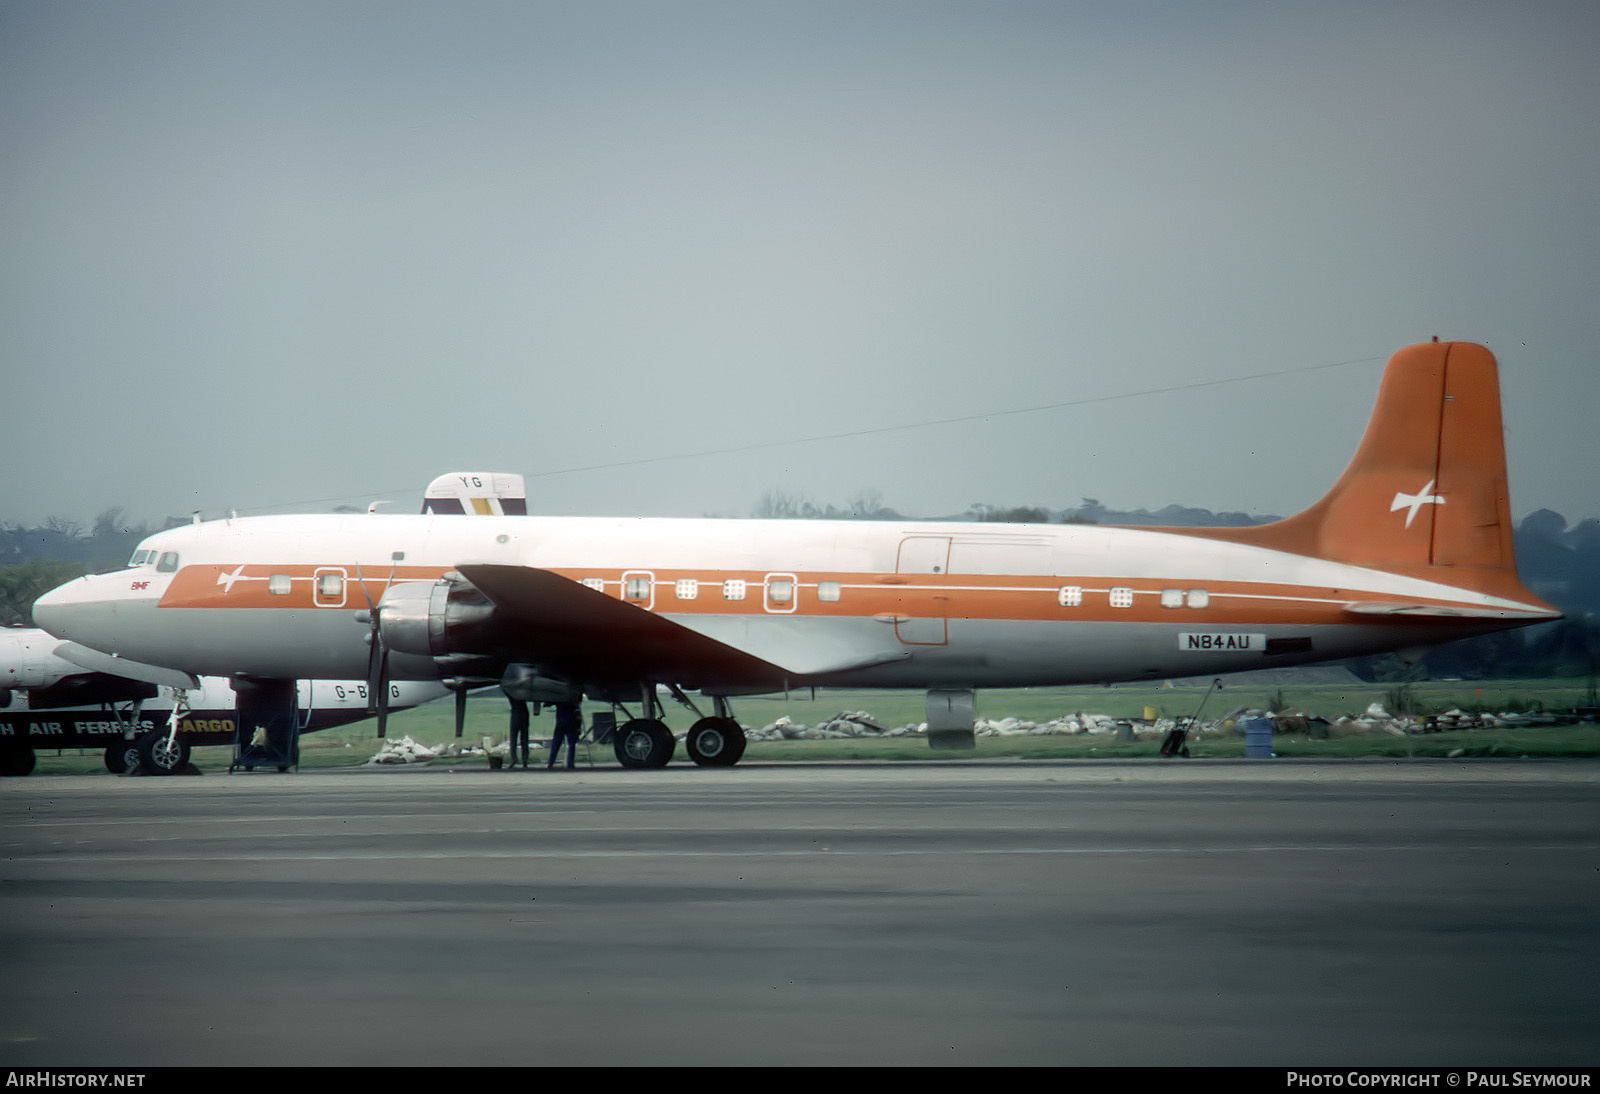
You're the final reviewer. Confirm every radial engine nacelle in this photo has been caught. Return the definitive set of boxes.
[362,573,498,667]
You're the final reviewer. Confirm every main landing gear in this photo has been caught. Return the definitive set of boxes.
[611,687,746,769]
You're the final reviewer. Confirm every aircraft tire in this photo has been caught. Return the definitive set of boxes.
[0,744,36,777]
[613,719,675,769]
[686,717,745,767]
[104,742,139,774]
[136,731,191,776]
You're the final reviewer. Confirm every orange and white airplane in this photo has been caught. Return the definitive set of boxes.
[34,341,1558,767]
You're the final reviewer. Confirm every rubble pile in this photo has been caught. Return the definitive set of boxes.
[754,701,1589,742]
[754,710,1140,740]
[364,700,1589,763]
[367,736,495,765]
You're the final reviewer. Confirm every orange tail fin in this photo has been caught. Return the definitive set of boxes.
[1190,341,1548,605]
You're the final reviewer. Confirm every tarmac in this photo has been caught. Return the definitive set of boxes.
[2,758,1597,1066]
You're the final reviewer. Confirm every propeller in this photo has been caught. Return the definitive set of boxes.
[353,556,400,738]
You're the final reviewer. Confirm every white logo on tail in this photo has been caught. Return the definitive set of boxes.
[1391,480,1445,528]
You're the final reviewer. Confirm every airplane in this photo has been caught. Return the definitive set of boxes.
[32,341,1560,768]
[0,474,527,776]
[0,626,451,776]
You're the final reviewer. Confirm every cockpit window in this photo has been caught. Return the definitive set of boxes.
[156,552,180,573]
[128,550,150,567]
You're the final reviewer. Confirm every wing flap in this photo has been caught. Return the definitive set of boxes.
[680,614,910,677]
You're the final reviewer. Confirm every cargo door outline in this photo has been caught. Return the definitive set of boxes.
[895,536,949,646]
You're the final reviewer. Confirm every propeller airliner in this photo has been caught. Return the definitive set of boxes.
[33,341,1558,768]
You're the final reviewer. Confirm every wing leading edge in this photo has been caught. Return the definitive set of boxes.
[454,564,910,688]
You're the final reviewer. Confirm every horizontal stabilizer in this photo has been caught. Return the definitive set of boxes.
[1342,601,1560,621]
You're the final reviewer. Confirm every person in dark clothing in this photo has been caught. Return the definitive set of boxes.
[548,700,582,769]
[508,698,531,768]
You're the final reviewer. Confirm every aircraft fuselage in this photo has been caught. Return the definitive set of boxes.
[35,512,1547,693]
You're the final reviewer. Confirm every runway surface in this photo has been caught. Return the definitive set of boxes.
[3,759,1597,1066]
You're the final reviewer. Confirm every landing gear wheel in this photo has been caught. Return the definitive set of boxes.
[613,719,675,769]
[136,731,191,775]
[686,717,746,767]
[104,742,140,774]
[0,745,36,777]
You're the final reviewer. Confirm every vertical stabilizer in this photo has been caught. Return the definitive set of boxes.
[421,472,528,516]
[1187,342,1544,605]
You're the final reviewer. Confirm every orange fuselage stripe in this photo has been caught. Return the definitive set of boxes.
[155,563,1505,628]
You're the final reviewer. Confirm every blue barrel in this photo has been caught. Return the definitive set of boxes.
[1242,716,1274,759]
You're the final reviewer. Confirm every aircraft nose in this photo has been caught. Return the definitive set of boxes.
[32,575,98,640]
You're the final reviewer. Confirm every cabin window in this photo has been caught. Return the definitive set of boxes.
[582,578,606,592]
[1109,587,1134,608]
[1187,589,1209,609]
[156,552,180,573]
[1160,589,1183,609]
[722,579,746,601]
[768,578,794,604]
[625,576,651,601]
[817,580,841,603]
[318,573,343,598]
[268,574,292,595]
[1057,586,1082,607]
[675,579,698,600]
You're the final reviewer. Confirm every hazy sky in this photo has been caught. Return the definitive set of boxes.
[4,1,1597,530]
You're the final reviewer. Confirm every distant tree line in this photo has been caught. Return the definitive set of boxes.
[749,492,1272,528]
[0,508,190,626]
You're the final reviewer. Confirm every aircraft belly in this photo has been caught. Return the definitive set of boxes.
[99,606,398,681]
[814,618,1489,688]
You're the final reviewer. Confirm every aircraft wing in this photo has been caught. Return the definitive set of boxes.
[454,564,906,688]
[53,641,202,690]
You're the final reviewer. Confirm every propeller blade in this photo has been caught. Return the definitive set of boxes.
[365,629,384,714]
[454,687,468,738]
[375,663,390,739]
[355,560,384,716]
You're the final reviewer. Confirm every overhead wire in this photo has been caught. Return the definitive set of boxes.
[235,351,1386,514]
